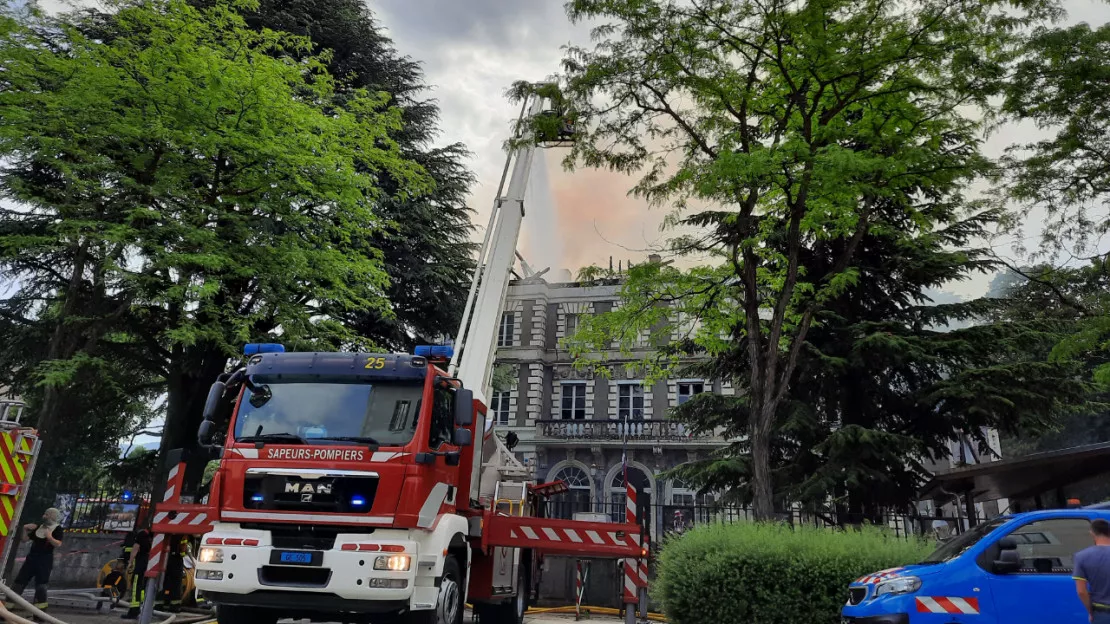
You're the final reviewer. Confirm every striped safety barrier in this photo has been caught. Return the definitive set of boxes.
[146,462,186,579]
[622,478,639,610]
[506,525,638,548]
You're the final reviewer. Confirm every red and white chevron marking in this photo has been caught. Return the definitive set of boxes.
[507,525,637,547]
[153,510,212,528]
[857,568,905,585]
[145,534,166,578]
[915,597,980,615]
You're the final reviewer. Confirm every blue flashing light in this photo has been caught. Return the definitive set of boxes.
[350,495,367,507]
[121,491,133,502]
[244,343,285,356]
[250,493,264,503]
[414,345,453,359]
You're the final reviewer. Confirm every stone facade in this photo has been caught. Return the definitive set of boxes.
[491,278,726,537]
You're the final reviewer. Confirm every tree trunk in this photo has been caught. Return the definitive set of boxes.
[35,242,90,440]
[153,353,228,503]
[749,397,776,521]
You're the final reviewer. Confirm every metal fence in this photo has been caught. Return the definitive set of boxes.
[50,481,155,534]
[544,499,965,542]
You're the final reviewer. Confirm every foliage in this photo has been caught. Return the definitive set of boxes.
[231,0,478,351]
[1000,22,1110,385]
[490,364,517,393]
[543,0,1056,518]
[0,0,427,486]
[654,523,932,624]
[664,211,1090,513]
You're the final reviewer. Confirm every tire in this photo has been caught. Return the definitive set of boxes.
[404,555,463,624]
[215,604,278,624]
[472,565,527,624]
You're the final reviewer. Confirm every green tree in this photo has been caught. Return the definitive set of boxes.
[0,0,428,487]
[666,214,1089,516]
[221,0,479,351]
[1001,21,1110,385]
[547,0,1052,518]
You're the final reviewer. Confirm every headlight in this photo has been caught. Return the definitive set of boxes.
[874,576,921,597]
[198,547,224,564]
[373,555,410,572]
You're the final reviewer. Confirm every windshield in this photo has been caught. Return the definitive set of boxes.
[921,518,1007,564]
[232,378,425,447]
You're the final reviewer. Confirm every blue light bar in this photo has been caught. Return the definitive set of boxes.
[350,495,367,507]
[121,491,133,502]
[250,493,264,503]
[414,345,453,358]
[244,343,285,356]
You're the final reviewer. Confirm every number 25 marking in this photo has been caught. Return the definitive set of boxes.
[365,357,386,369]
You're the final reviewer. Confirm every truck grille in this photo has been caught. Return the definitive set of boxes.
[243,473,378,514]
[848,586,868,605]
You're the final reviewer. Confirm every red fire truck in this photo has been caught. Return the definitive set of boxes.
[150,87,650,624]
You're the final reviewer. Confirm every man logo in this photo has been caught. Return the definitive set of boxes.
[285,482,333,496]
[301,493,313,502]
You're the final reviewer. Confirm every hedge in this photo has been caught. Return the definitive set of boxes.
[653,522,933,624]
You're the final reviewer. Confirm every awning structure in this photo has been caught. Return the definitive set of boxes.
[920,441,1110,505]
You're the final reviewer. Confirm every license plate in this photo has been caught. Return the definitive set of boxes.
[270,550,321,566]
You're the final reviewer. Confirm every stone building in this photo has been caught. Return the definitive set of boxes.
[489,275,728,536]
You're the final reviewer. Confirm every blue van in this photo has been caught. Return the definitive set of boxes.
[842,509,1110,623]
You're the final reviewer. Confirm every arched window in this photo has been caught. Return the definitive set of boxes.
[547,463,593,520]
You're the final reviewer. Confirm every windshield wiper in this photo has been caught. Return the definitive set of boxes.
[313,435,381,446]
[238,432,307,445]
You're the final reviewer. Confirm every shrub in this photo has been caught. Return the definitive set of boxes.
[653,522,933,624]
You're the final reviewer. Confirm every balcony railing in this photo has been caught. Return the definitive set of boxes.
[537,419,717,442]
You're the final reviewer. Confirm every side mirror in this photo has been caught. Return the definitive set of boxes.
[453,428,473,447]
[454,388,474,426]
[197,420,215,447]
[202,381,227,422]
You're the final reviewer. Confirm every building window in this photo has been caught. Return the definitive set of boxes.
[548,465,593,519]
[617,383,644,420]
[564,313,580,337]
[677,381,705,405]
[497,312,515,347]
[1006,518,1091,574]
[490,391,511,426]
[560,383,586,420]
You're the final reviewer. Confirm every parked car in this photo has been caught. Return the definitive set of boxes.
[842,508,1110,623]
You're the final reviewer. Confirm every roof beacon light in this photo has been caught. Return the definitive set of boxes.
[414,345,454,359]
[244,343,286,356]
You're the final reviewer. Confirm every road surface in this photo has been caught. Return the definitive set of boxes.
[40,603,604,624]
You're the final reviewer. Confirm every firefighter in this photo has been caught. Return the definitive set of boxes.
[158,536,189,612]
[8,507,64,611]
[123,529,152,620]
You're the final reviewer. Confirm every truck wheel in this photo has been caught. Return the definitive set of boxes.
[473,567,527,624]
[216,604,277,624]
[406,555,463,624]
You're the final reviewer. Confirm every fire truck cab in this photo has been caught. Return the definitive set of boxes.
[193,343,510,624]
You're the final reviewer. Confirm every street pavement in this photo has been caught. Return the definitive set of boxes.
[40,603,603,624]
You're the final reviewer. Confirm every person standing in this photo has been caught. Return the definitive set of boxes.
[1074,518,1110,623]
[123,529,152,620]
[9,507,64,610]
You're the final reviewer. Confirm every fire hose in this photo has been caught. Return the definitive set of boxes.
[0,582,213,624]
